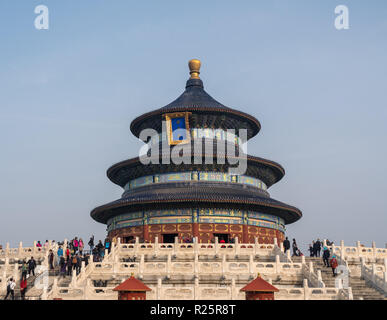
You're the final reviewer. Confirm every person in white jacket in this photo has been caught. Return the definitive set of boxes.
[4,278,16,300]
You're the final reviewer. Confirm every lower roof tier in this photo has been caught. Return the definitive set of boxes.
[90,181,302,225]
[106,208,286,234]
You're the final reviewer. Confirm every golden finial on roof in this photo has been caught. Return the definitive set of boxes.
[188,59,201,79]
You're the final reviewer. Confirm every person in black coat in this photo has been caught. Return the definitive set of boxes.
[96,240,104,258]
[283,237,290,253]
[66,257,72,276]
[84,254,89,267]
[322,247,330,267]
[48,249,54,270]
[308,244,314,257]
[314,239,322,257]
[75,254,82,275]
[27,257,37,276]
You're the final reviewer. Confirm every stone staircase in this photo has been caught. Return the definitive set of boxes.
[296,256,386,300]
[24,266,61,299]
[349,276,386,300]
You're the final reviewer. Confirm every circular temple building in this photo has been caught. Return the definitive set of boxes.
[91,59,302,244]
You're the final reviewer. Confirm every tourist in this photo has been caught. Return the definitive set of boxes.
[4,278,16,300]
[311,241,316,256]
[73,237,79,254]
[292,239,298,256]
[314,239,321,257]
[75,254,82,275]
[69,239,73,253]
[92,248,98,261]
[72,254,78,271]
[44,240,49,250]
[57,245,63,265]
[67,257,73,276]
[79,238,84,255]
[88,235,94,252]
[308,244,314,257]
[21,260,28,279]
[96,240,104,258]
[27,256,36,276]
[330,255,338,277]
[59,257,66,278]
[322,246,330,267]
[20,277,27,300]
[83,254,90,267]
[49,249,55,270]
[104,238,111,254]
[65,246,70,259]
[36,241,42,251]
[283,237,290,253]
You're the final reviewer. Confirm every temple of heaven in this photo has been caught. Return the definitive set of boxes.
[91,59,302,244]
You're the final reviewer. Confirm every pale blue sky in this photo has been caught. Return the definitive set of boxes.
[0,1,386,251]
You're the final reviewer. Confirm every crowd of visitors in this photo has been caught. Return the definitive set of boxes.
[308,239,334,257]
[282,237,303,256]
[283,237,339,277]
[3,235,111,300]
[56,235,114,278]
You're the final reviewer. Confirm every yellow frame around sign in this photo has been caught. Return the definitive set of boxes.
[164,112,191,145]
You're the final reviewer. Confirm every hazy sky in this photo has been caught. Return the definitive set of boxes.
[0,1,386,251]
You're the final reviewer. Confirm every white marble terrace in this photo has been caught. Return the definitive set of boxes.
[1,238,386,300]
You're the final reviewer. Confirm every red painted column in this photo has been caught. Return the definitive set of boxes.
[193,223,199,238]
[143,225,149,242]
[243,224,249,243]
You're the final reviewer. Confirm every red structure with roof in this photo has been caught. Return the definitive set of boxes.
[240,274,279,300]
[113,275,151,300]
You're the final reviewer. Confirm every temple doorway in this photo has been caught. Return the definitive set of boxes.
[214,233,229,243]
[123,236,134,243]
[162,233,178,243]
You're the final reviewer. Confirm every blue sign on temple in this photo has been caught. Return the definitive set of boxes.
[171,117,187,141]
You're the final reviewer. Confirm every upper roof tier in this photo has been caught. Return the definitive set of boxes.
[130,59,261,140]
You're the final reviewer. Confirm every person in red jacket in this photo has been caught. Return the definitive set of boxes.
[330,255,338,277]
[20,277,27,300]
